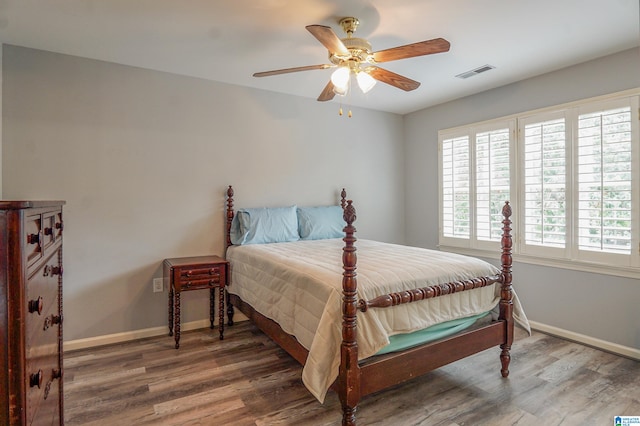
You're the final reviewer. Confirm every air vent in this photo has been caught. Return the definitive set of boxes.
[455,64,495,79]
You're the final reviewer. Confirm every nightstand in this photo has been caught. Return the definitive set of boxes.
[163,255,228,348]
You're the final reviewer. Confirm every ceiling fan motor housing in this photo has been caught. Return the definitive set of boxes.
[329,37,372,65]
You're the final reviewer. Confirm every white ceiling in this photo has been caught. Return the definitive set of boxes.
[0,0,638,115]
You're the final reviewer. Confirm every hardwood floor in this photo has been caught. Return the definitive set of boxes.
[64,321,640,425]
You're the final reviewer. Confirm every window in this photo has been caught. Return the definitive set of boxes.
[441,135,470,240]
[439,121,514,249]
[438,91,640,275]
[519,112,569,258]
[575,100,637,266]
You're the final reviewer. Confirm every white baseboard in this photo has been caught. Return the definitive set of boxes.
[63,316,248,352]
[65,317,639,361]
[529,320,640,361]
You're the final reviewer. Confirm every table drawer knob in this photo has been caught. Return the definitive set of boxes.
[184,282,191,288]
[29,296,44,315]
[30,370,43,388]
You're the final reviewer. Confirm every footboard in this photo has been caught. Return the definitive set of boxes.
[338,200,514,426]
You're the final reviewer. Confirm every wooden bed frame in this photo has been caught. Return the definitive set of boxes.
[224,186,514,426]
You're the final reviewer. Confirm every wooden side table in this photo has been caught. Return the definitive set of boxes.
[163,255,228,349]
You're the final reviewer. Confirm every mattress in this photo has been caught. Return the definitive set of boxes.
[226,238,528,402]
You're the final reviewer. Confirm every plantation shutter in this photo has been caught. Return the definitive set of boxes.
[475,128,511,241]
[522,116,567,251]
[577,105,633,256]
[441,135,471,239]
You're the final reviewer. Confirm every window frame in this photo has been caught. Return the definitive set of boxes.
[438,89,640,278]
[438,119,516,252]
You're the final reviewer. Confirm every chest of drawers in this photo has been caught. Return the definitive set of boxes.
[0,201,65,425]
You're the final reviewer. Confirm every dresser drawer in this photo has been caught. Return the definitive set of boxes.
[25,213,44,267]
[25,352,62,426]
[41,211,62,252]
[26,254,62,356]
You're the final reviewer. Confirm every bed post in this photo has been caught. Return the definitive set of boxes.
[225,185,235,326]
[340,188,347,209]
[499,201,514,377]
[339,200,360,426]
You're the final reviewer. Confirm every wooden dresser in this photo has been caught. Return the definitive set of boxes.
[0,201,65,426]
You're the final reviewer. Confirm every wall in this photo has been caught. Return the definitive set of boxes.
[404,48,640,351]
[2,45,405,342]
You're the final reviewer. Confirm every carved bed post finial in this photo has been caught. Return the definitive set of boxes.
[341,188,347,210]
[226,186,234,250]
[340,200,360,426]
[499,201,514,377]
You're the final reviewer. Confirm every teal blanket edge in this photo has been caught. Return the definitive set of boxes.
[375,311,491,355]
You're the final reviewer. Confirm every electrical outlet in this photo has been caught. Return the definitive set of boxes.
[153,278,163,293]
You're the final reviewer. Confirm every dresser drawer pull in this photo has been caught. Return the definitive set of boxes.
[185,270,193,277]
[52,368,62,380]
[27,231,42,245]
[184,282,192,288]
[43,265,63,277]
[209,268,219,275]
[43,314,62,330]
[44,380,52,399]
[30,370,43,388]
[44,227,53,236]
[28,296,44,315]
[56,221,64,232]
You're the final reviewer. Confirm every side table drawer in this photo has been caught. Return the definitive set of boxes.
[180,276,221,290]
[175,265,225,291]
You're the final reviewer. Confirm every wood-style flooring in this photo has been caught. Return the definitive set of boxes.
[64,321,640,425]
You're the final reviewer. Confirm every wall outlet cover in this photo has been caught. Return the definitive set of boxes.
[153,278,163,293]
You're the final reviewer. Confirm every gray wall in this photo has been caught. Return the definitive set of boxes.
[404,48,640,350]
[2,45,405,341]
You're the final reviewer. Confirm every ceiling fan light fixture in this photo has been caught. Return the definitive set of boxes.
[333,82,348,96]
[331,66,350,93]
[356,71,376,93]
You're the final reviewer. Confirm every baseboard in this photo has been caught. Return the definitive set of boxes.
[63,314,247,352]
[529,320,640,361]
[65,318,640,360]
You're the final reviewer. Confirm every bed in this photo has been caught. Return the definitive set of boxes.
[223,186,527,425]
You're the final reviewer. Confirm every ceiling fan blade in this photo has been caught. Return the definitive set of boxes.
[306,24,349,56]
[317,80,336,102]
[253,64,333,77]
[367,67,421,91]
[372,38,450,63]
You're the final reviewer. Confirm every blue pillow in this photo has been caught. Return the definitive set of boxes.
[297,206,345,240]
[230,206,299,245]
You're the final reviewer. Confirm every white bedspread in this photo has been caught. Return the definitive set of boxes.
[226,238,528,402]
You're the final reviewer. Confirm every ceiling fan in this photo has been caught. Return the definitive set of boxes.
[253,17,450,102]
